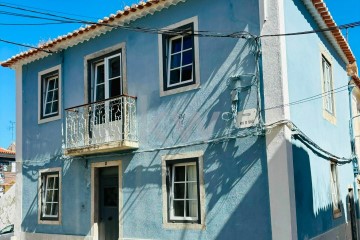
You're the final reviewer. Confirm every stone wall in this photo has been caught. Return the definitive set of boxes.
[0,184,15,229]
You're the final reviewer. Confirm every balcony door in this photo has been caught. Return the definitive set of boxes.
[92,53,123,144]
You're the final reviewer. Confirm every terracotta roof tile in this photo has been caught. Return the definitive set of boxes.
[0,148,15,155]
[1,0,184,68]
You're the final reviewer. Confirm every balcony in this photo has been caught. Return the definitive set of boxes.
[64,95,138,156]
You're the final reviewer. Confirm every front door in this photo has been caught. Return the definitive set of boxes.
[99,167,119,240]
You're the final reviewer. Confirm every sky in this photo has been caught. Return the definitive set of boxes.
[0,0,359,148]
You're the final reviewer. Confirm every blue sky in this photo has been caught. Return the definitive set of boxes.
[0,0,359,148]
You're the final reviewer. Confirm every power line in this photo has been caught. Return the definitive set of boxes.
[0,22,78,26]
[0,38,53,53]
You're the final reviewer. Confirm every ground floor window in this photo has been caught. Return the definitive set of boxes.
[162,151,205,229]
[38,168,61,224]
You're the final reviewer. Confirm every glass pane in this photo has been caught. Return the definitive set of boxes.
[53,189,59,202]
[48,79,55,90]
[173,183,185,199]
[182,65,193,82]
[109,78,121,97]
[45,103,52,114]
[183,35,192,50]
[47,177,54,189]
[45,190,53,202]
[46,91,54,103]
[109,56,121,78]
[171,38,182,53]
[186,165,196,181]
[174,166,185,182]
[173,200,184,217]
[182,50,193,66]
[45,203,52,215]
[51,101,58,114]
[53,90,59,101]
[51,203,58,216]
[170,53,181,69]
[96,84,105,101]
[186,183,197,199]
[169,69,180,85]
[54,176,59,189]
[186,200,197,218]
[96,64,105,84]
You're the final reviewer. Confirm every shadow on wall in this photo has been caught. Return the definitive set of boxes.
[293,143,347,240]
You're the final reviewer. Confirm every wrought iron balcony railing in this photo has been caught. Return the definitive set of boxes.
[64,95,138,156]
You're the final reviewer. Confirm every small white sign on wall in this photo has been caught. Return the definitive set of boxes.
[236,108,258,128]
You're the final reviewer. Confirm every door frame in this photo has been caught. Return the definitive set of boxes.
[91,160,122,240]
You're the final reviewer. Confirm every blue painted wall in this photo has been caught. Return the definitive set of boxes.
[20,0,272,239]
[284,0,355,239]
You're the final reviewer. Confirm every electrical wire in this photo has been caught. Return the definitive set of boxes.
[0,38,53,53]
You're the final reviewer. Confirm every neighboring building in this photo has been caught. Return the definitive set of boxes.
[1,0,360,239]
[0,147,16,197]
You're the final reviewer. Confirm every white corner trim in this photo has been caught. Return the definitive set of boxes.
[158,16,201,97]
[261,0,297,239]
[161,151,206,230]
[12,66,23,240]
[38,167,62,225]
[37,64,62,124]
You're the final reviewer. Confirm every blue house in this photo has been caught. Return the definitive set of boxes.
[2,0,360,239]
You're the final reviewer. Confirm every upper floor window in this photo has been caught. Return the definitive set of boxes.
[38,65,62,124]
[159,17,200,96]
[322,56,334,114]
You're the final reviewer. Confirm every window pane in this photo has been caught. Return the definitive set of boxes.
[45,203,52,215]
[47,177,54,189]
[174,166,185,181]
[46,91,54,103]
[96,64,105,84]
[48,79,55,90]
[173,183,185,199]
[109,78,121,97]
[171,38,182,53]
[45,190,53,202]
[109,56,121,78]
[45,103,52,115]
[96,84,105,101]
[53,189,59,202]
[54,177,59,189]
[53,90,59,101]
[186,200,197,218]
[170,53,181,69]
[183,35,192,50]
[52,101,58,114]
[182,50,193,66]
[51,203,59,216]
[186,165,196,181]
[173,200,184,217]
[186,183,197,199]
[170,69,181,85]
[182,66,193,82]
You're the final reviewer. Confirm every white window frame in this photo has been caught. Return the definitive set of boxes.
[170,162,199,221]
[159,16,200,97]
[161,151,205,230]
[330,163,341,218]
[38,65,62,124]
[38,167,62,225]
[84,43,127,105]
[320,45,336,124]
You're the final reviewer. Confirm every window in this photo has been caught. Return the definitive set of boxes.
[330,163,341,218]
[38,168,61,224]
[162,152,205,229]
[159,17,200,96]
[38,65,62,124]
[322,56,334,114]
